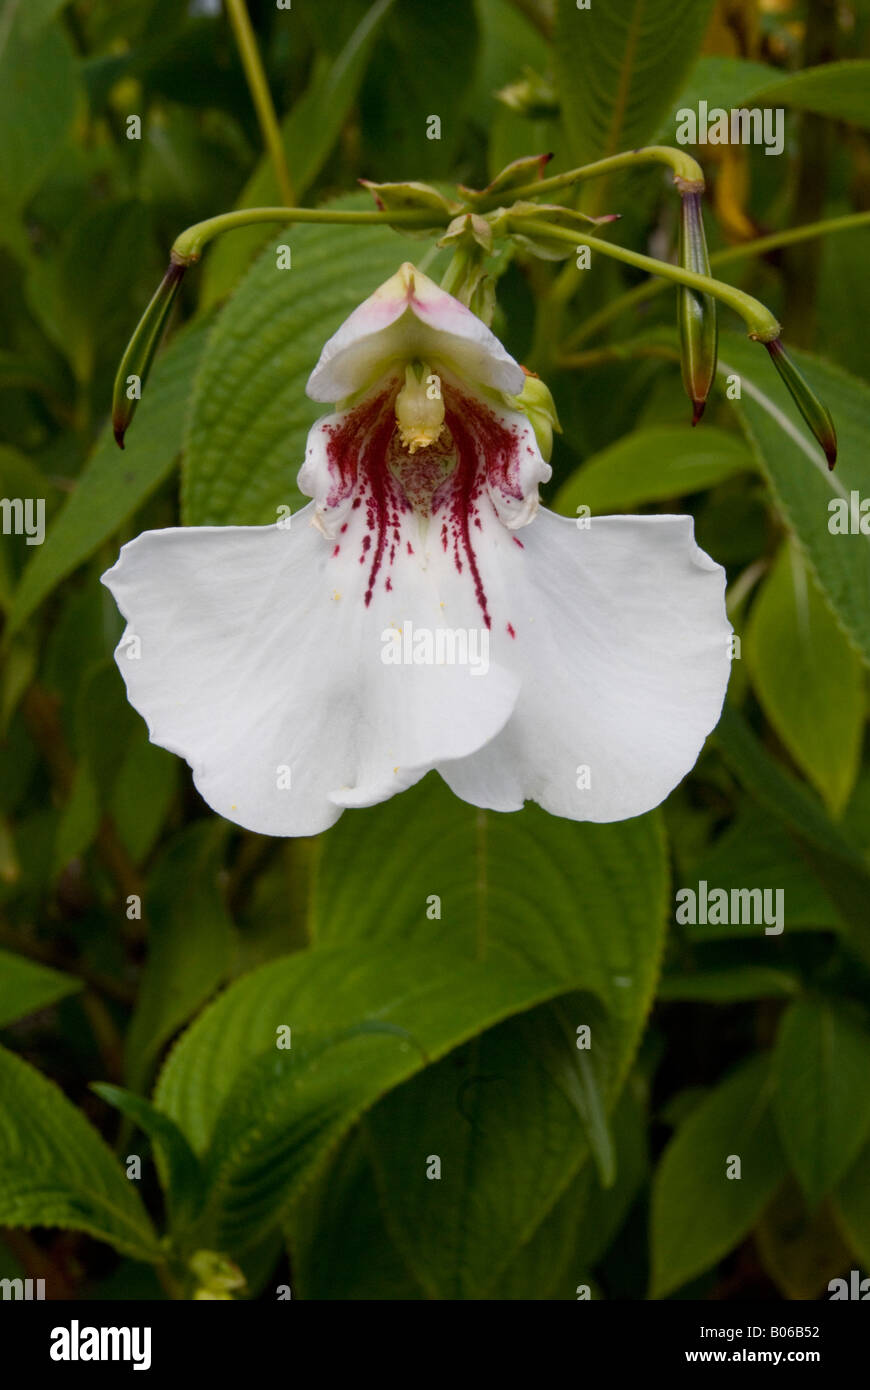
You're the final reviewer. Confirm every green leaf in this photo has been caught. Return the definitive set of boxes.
[353,1002,628,1299]
[91,1083,203,1233]
[489,1083,648,1298]
[745,542,864,817]
[0,949,80,1027]
[554,425,752,516]
[125,822,234,1093]
[772,998,870,1206]
[756,1178,852,1301]
[554,0,715,166]
[686,804,842,938]
[0,10,78,212]
[715,706,870,965]
[756,61,870,129]
[52,761,100,875]
[289,1126,424,1300]
[154,779,667,1252]
[0,1043,161,1260]
[184,198,439,526]
[6,314,213,635]
[199,0,398,308]
[664,57,870,138]
[358,0,479,179]
[109,737,177,866]
[832,1140,870,1269]
[717,332,870,669]
[650,1054,787,1298]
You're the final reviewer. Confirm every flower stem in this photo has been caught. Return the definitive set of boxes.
[171,205,439,262]
[510,217,781,341]
[225,0,294,206]
[562,209,870,350]
[475,145,705,211]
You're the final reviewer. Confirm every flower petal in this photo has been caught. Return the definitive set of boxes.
[306,262,524,403]
[436,510,732,821]
[101,507,520,837]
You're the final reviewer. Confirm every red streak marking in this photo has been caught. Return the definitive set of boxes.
[513,537,524,548]
[507,623,516,639]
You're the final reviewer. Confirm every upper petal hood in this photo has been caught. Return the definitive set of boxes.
[306,261,525,403]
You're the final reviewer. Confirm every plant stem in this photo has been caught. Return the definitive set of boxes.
[225,0,294,206]
[561,209,870,350]
[510,217,781,341]
[172,205,439,261]
[476,145,704,212]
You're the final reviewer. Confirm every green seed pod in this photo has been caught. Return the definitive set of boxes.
[112,254,187,448]
[765,338,838,469]
[678,190,718,426]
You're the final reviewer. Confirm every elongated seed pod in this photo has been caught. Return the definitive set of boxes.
[112,254,187,448]
[765,339,838,469]
[678,190,718,426]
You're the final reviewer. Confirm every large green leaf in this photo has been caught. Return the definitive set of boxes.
[184,198,440,526]
[0,10,78,212]
[650,1054,787,1298]
[199,0,398,308]
[6,314,213,635]
[554,425,752,516]
[756,60,870,128]
[358,0,479,179]
[715,706,870,965]
[772,998,870,1207]
[833,1140,870,1269]
[745,542,864,817]
[353,1002,619,1299]
[0,1043,161,1261]
[0,948,80,1028]
[756,1178,852,1301]
[154,778,667,1253]
[685,804,842,938]
[664,57,870,139]
[125,822,234,1093]
[717,333,870,668]
[92,1084,204,1234]
[554,0,715,167]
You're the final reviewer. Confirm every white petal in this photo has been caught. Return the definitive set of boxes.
[306,261,524,403]
[101,506,520,837]
[436,510,732,822]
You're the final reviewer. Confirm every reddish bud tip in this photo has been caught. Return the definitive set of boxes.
[691,400,706,426]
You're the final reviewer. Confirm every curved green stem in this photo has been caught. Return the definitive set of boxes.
[475,145,704,212]
[172,205,440,261]
[510,217,781,341]
[562,209,870,350]
[226,0,294,206]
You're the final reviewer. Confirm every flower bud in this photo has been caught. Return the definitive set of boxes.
[495,69,559,121]
[112,254,187,448]
[359,180,459,235]
[188,1249,246,1298]
[765,339,838,469]
[459,153,553,202]
[677,190,718,426]
[505,203,620,261]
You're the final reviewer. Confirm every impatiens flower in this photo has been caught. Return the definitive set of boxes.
[102,263,732,837]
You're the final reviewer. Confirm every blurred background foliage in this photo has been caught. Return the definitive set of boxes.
[1,0,870,1301]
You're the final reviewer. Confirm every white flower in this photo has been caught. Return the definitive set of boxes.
[102,262,731,837]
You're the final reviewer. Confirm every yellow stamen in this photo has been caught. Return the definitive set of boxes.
[395,363,445,454]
